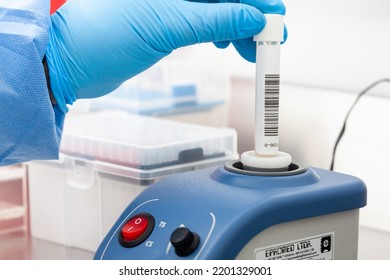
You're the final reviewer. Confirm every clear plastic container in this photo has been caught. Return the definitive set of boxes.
[0,165,28,235]
[60,111,236,181]
[84,58,230,123]
[28,111,237,252]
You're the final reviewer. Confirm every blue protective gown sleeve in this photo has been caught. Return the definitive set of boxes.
[0,1,65,166]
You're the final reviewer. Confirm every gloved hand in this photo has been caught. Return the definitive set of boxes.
[46,0,286,113]
[210,0,287,61]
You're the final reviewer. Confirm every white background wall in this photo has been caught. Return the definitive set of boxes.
[281,0,390,95]
[224,0,390,96]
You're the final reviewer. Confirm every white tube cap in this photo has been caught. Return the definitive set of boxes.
[241,150,292,171]
[253,14,284,42]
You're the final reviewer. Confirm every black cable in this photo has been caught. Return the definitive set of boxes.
[330,78,390,171]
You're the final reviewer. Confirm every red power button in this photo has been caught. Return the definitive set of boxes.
[121,216,149,241]
[119,213,155,248]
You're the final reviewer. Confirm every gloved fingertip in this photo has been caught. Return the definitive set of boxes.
[214,41,231,49]
[282,25,288,44]
[232,38,256,63]
[240,0,286,15]
[185,2,266,44]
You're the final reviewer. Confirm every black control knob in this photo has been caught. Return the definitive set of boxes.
[170,227,200,257]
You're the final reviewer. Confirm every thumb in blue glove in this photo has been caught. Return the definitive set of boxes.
[46,0,286,113]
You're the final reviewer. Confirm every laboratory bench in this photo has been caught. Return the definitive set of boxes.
[0,231,93,260]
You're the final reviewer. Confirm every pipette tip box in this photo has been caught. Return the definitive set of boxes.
[28,111,237,252]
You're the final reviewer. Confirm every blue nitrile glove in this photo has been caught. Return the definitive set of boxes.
[46,0,286,113]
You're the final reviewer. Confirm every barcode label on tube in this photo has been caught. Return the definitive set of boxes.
[264,74,280,137]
